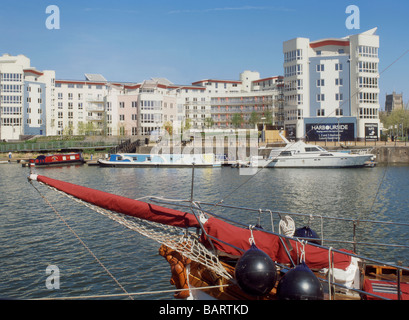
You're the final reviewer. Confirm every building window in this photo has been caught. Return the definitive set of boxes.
[317,109,325,116]
[359,107,379,119]
[317,79,325,87]
[359,92,378,104]
[335,63,343,71]
[335,78,343,86]
[336,93,343,101]
[358,61,378,73]
[317,94,325,102]
[119,114,125,121]
[357,46,378,58]
[316,64,324,72]
[336,108,343,116]
[358,77,378,88]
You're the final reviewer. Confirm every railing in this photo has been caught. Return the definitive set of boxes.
[149,197,409,300]
[0,140,117,152]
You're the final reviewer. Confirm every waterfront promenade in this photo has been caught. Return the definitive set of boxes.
[1,139,409,165]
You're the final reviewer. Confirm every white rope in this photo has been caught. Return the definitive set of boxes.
[248,225,256,246]
[279,215,295,237]
[34,284,231,300]
[328,246,333,300]
[298,240,306,263]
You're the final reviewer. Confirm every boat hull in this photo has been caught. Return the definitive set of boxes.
[97,160,219,168]
[265,155,374,168]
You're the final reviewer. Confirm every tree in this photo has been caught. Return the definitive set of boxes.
[183,118,192,132]
[204,117,214,129]
[380,109,409,138]
[85,122,95,136]
[248,111,260,128]
[263,110,273,125]
[77,121,85,135]
[163,121,173,135]
[231,113,244,128]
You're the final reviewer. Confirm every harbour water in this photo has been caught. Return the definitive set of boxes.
[0,163,408,300]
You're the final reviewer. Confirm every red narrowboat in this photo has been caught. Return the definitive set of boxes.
[29,153,85,167]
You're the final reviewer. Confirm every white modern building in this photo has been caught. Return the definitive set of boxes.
[283,28,380,141]
[0,54,55,141]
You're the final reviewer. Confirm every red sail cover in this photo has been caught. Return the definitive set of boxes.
[203,217,352,270]
[36,175,200,228]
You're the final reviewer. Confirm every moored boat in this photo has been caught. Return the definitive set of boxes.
[253,134,376,168]
[97,153,221,167]
[25,152,85,167]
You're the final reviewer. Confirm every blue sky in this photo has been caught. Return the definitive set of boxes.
[1,0,408,106]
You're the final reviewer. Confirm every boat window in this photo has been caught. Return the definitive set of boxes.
[305,147,321,152]
[279,151,292,156]
[320,153,334,157]
[132,157,138,161]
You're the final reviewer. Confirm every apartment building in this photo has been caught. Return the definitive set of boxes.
[192,71,284,129]
[283,28,380,141]
[0,54,55,141]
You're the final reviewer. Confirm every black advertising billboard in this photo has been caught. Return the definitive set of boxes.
[365,123,378,141]
[306,123,355,141]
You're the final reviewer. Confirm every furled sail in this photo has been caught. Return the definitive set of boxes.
[30,174,200,228]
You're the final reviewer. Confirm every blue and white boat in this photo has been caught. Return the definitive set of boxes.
[97,153,222,167]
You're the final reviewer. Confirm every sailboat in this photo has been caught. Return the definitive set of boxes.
[27,171,409,300]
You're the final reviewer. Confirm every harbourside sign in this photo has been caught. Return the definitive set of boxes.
[306,123,355,141]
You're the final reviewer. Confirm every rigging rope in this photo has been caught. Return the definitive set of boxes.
[29,177,232,283]
[34,284,231,300]
[28,179,134,300]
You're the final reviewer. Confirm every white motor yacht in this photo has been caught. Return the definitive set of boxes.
[253,134,376,168]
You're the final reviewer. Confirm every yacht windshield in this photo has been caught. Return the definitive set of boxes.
[304,147,322,152]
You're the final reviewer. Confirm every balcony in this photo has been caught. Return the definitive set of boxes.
[86,115,103,121]
[86,104,105,112]
[86,95,105,103]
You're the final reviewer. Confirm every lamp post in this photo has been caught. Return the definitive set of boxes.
[261,117,266,143]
